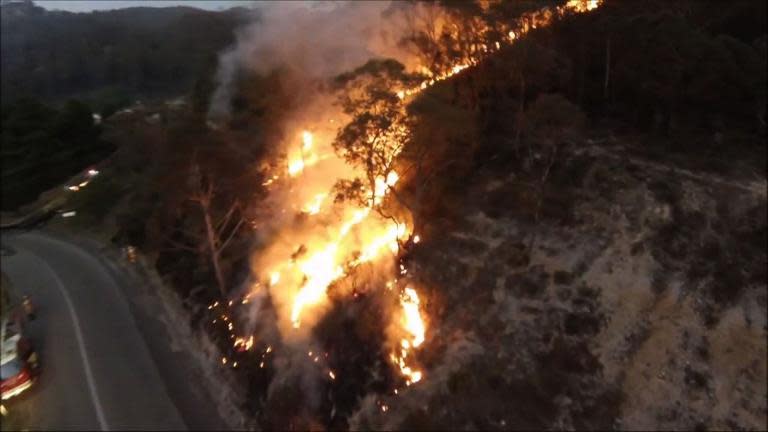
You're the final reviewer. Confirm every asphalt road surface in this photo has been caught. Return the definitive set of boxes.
[1,230,228,431]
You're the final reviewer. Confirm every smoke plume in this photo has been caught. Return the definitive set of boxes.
[208,0,412,121]
[209,1,432,427]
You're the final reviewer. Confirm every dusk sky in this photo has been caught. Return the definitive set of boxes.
[33,0,261,12]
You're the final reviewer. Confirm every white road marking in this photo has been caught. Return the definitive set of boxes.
[28,251,110,431]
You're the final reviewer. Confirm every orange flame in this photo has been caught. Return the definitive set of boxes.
[391,287,425,385]
[241,0,603,386]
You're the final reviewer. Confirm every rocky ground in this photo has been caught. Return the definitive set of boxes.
[350,139,767,430]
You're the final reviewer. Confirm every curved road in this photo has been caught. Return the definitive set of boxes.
[1,230,228,431]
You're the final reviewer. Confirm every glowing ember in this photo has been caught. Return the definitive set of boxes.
[329,371,336,380]
[234,335,254,352]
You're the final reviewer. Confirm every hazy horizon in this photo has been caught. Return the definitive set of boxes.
[31,0,261,12]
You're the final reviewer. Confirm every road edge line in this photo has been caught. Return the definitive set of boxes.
[28,250,110,431]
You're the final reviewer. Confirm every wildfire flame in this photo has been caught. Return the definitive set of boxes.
[234,335,254,352]
[396,0,602,100]
[392,287,425,385]
[241,0,602,386]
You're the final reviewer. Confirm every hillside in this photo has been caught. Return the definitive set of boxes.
[15,0,766,430]
[0,1,250,106]
[349,137,766,430]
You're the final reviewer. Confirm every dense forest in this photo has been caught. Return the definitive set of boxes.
[1,0,249,209]
[0,0,249,106]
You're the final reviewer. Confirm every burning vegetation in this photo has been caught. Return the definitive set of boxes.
[195,0,606,429]
[2,0,764,428]
[80,0,764,429]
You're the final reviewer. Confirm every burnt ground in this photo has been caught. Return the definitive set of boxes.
[348,139,767,430]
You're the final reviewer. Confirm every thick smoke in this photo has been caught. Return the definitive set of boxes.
[211,0,424,338]
[208,0,411,121]
[209,1,428,427]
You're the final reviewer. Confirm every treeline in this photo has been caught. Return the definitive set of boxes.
[0,1,249,105]
[401,0,766,174]
[553,0,766,138]
[402,0,766,140]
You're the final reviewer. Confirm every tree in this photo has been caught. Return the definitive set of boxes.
[754,35,767,134]
[393,1,450,74]
[149,117,262,298]
[501,38,564,152]
[397,92,480,224]
[184,160,246,297]
[332,59,419,211]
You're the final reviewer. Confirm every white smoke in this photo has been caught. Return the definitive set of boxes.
[206,1,430,427]
[208,0,412,121]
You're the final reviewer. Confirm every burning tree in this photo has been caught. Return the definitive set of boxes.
[332,59,420,215]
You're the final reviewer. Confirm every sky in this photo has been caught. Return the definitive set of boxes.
[33,1,261,12]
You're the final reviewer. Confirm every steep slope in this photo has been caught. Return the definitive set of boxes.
[351,139,767,430]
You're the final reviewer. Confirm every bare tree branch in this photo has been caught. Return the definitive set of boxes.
[162,235,201,253]
[215,200,240,237]
[217,216,245,253]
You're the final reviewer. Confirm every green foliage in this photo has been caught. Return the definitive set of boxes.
[1,97,113,210]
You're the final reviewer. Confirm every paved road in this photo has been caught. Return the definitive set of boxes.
[1,230,228,431]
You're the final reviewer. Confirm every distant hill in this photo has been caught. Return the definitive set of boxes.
[0,0,252,106]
